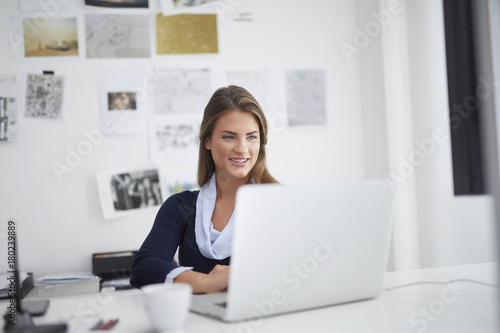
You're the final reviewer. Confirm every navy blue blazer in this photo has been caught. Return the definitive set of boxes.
[130,190,231,289]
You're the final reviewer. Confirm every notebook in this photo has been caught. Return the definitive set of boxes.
[190,179,395,322]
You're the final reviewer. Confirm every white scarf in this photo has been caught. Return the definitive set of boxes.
[195,173,234,260]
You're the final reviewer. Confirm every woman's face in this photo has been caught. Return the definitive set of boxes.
[205,110,260,184]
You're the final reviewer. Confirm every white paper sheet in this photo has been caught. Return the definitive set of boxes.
[97,69,148,135]
[85,14,151,58]
[285,70,327,126]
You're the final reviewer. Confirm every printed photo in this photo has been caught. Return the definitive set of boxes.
[108,92,137,111]
[85,0,149,8]
[111,170,162,211]
[23,17,78,58]
[162,170,198,198]
[96,168,163,220]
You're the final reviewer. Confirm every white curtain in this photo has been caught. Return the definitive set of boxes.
[379,0,421,270]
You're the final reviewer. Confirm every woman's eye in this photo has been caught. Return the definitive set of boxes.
[248,136,258,140]
[222,136,234,140]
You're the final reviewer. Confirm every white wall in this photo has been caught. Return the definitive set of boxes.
[0,0,365,277]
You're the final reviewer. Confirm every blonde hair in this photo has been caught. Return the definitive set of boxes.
[198,85,278,187]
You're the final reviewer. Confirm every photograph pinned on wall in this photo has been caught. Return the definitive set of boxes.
[149,114,201,168]
[285,70,326,126]
[84,0,149,8]
[0,74,19,142]
[85,14,151,58]
[98,69,148,135]
[158,0,221,15]
[108,92,137,111]
[24,72,65,120]
[156,13,218,55]
[161,168,199,198]
[152,68,212,114]
[8,16,79,62]
[96,168,163,220]
[23,17,79,58]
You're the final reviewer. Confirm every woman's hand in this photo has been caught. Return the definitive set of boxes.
[204,264,230,293]
[174,265,230,294]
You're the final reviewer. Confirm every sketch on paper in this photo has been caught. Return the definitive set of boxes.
[152,69,212,114]
[108,92,137,111]
[85,14,150,58]
[285,70,326,126]
[25,73,64,120]
[155,123,197,150]
[96,168,162,220]
[149,115,200,168]
[23,17,78,57]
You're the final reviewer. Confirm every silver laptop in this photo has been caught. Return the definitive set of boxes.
[190,179,394,322]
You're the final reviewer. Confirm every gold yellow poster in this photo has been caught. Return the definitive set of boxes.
[156,13,218,55]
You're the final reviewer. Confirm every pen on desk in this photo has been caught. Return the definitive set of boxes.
[96,318,119,330]
[90,319,103,330]
[106,318,120,330]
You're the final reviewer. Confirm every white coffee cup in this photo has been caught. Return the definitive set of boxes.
[141,283,193,331]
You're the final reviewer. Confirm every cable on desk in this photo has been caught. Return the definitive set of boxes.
[383,278,499,292]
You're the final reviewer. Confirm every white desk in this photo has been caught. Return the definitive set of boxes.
[10,262,500,332]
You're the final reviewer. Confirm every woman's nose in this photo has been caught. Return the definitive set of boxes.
[234,139,248,153]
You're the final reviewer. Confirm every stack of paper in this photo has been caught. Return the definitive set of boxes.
[101,277,131,290]
[36,272,100,297]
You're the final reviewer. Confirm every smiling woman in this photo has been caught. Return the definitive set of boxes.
[204,111,260,186]
[198,85,278,187]
[130,85,278,293]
